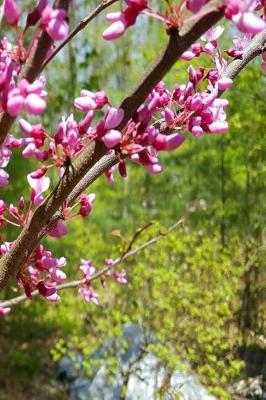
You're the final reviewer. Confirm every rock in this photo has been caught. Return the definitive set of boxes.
[57,323,217,400]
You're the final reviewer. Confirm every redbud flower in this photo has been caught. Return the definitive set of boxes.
[112,270,127,285]
[186,0,205,13]
[104,107,124,129]
[0,307,11,316]
[80,259,96,278]
[102,129,122,148]
[103,20,126,40]
[79,286,99,305]
[79,193,95,217]
[41,7,69,41]
[4,0,20,26]
[37,281,56,297]
[0,169,9,186]
[30,166,48,179]
[48,220,68,238]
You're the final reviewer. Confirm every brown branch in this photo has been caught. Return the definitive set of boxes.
[0,140,107,290]
[0,0,71,146]
[0,219,184,309]
[0,8,226,292]
[41,0,119,71]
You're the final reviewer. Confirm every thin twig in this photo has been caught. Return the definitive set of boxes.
[0,219,184,309]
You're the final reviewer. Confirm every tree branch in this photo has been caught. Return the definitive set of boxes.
[223,30,266,82]
[0,8,226,292]
[0,219,184,309]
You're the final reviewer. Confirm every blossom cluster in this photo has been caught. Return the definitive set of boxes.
[79,258,127,305]
[102,0,265,40]
[0,0,69,184]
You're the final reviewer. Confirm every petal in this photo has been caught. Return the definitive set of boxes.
[24,94,46,115]
[103,21,126,41]
[27,174,50,193]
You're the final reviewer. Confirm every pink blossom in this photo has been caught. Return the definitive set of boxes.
[26,0,48,29]
[79,193,96,217]
[181,50,196,61]
[0,169,9,186]
[147,163,163,174]
[27,174,50,194]
[0,306,11,316]
[165,134,186,151]
[233,12,265,34]
[30,166,48,179]
[7,78,47,117]
[79,286,99,305]
[37,281,57,297]
[46,292,60,302]
[74,95,97,112]
[103,21,126,40]
[104,107,124,129]
[186,0,205,13]
[48,220,68,237]
[102,129,122,148]
[4,0,20,26]
[112,270,127,285]
[41,7,69,41]
[103,0,147,40]
[80,259,96,277]
[24,93,46,115]
[201,25,224,42]
[78,111,94,134]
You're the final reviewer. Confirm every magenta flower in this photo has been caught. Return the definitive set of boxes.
[48,220,68,238]
[7,78,47,117]
[79,286,99,305]
[4,0,20,26]
[104,107,124,129]
[102,129,122,148]
[103,0,147,41]
[112,270,127,285]
[79,193,96,217]
[0,306,11,316]
[80,259,96,278]
[186,0,205,13]
[41,7,69,41]
[37,281,57,297]
[0,169,9,187]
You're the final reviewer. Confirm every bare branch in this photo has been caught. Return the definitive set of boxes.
[0,219,184,309]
